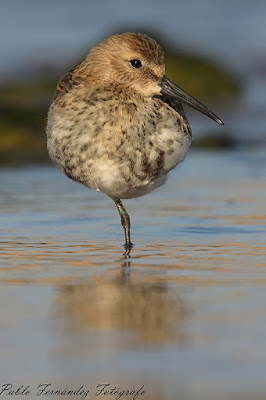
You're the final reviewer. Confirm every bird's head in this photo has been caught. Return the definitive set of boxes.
[84,32,165,97]
[82,32,223,125]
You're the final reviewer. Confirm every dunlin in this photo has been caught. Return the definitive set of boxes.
[47,32,223,256]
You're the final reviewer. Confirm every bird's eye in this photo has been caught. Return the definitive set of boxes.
[130,59,142,68]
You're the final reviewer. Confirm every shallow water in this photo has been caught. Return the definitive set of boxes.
[0,149,266,400]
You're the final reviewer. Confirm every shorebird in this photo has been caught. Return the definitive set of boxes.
[47,32,223,256]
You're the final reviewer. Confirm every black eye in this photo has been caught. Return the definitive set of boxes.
[130,59,142,68]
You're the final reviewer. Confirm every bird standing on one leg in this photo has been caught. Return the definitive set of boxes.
[46,32,223,257]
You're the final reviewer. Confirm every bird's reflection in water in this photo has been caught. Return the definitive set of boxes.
[53,260,189,350]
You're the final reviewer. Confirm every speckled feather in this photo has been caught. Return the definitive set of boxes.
[47,33,192,200]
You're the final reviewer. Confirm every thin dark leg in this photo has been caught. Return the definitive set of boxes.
[113,198,132,256]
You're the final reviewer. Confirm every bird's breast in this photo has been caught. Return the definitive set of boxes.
[46,89,191,198]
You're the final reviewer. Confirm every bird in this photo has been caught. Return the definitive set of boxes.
[46,32,223,257]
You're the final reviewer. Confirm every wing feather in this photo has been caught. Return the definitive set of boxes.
[161,96,192,139]
[53,64,81,100]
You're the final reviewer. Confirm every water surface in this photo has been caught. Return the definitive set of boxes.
[0,149,266,400]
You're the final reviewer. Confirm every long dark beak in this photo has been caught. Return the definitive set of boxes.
[160,75,224,125]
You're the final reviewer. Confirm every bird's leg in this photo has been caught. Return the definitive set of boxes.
[113,198,132,256]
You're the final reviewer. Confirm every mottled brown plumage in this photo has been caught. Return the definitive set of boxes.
[47,32,223,256]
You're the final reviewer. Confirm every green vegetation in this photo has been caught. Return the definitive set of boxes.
[165,52,240,103]
[0,80,53,165]
[192,132,237,149]
[0,50,240,166]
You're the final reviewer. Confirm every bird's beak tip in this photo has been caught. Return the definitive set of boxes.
[216,117,224,126]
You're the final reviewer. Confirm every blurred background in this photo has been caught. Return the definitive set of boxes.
[1,1,266,400]
[1,0,266,164]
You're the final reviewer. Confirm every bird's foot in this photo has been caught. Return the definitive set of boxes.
[122,242,134,258]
